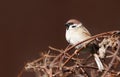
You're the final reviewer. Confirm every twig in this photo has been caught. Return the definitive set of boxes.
[49,46,63,53]
[18,30,120,77]
[101,41,120,77]
[51,30,118,66]
[62,48,84,67]
[17,67,25,77]
[106,50,120,62]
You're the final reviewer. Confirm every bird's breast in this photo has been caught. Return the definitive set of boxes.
[65,29,91,45]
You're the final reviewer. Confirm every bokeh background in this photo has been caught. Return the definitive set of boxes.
[0,0,120,77]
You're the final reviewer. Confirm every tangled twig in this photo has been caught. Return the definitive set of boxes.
[18,30,120,77]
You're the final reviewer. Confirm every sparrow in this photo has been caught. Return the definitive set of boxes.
[65,19,104,71]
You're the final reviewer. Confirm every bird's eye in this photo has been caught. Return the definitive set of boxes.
[72,26,76,28]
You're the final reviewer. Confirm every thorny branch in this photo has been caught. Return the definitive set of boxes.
[18,30,120,77]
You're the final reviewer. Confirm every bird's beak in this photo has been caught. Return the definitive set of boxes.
[65,23,70,30]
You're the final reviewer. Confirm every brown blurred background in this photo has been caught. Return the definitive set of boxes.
[0,0,120,77]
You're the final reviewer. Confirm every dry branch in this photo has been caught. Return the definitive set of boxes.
[18,30,120,77]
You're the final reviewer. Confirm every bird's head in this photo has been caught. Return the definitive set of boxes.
[65,19,82,30]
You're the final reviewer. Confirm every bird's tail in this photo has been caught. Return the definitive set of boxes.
[93,53,104,71]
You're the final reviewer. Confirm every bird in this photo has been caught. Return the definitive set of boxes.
[65,19,104,71]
